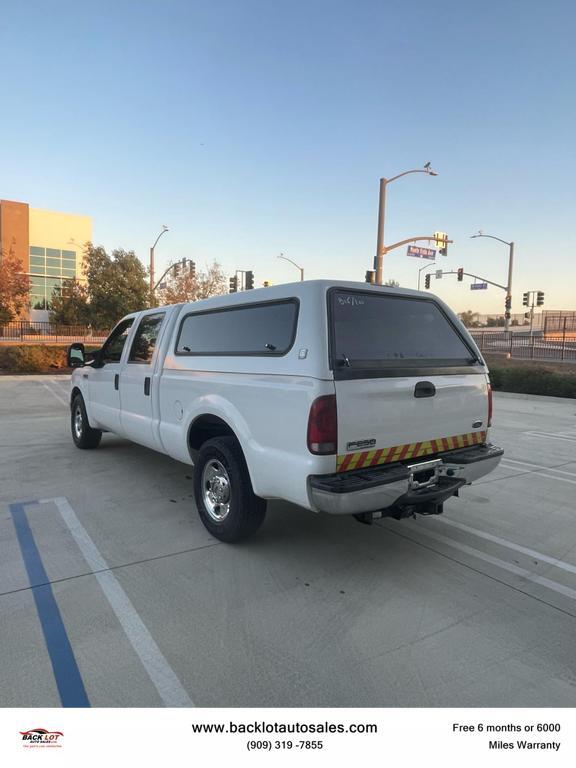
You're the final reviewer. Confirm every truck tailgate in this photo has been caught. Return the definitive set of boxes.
[335,373,488,472]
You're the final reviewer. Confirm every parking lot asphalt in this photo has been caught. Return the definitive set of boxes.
[1,376,576,708]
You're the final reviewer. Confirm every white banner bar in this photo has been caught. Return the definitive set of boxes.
[1,708,575,767]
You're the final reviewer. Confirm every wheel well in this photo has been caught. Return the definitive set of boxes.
[70,386,81,407]
[188,414,237,453]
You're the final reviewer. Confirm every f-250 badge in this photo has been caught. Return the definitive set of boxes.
[346,439,376,451]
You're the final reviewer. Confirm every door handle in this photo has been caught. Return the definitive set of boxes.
[114,373,119,390]
[414,381,436,398]
[144,377,151,396]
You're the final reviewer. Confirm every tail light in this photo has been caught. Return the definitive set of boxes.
[307,395,337,455]
[487,383,493,428]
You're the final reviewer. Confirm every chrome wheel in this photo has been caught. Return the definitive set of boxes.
[74,405,83,440]
[202,459,231,521]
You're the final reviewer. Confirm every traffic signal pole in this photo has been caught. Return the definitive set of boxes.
[434,270,507,290]
[506,241,514,333]
[417,262,436,290]
[375,177,386,285]
[522,290,545,334]
[470,233,514,332]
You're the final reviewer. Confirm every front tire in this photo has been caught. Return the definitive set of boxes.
[71,394,102,449]
[193,436,266,542]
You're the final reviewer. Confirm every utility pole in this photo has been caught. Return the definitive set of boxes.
[149,225,169,307]
[374,163,438,284]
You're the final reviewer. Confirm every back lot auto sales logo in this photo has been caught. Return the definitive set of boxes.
[20,728,64,748]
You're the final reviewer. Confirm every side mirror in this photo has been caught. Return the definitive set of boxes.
[67,343,85,368]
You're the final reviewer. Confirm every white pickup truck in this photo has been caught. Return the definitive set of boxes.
[67,280,503,541]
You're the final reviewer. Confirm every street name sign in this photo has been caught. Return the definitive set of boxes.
[470,282,488,290]
[407,245,436,260]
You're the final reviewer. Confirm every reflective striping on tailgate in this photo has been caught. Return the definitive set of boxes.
[336,430,487,472]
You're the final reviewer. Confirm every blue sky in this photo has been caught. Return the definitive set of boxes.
[1,0,575,313]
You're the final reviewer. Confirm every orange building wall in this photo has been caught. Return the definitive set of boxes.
[0,200,30,272]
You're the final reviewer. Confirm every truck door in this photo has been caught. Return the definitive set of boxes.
[88,317,135,432]
[118,310,167,450]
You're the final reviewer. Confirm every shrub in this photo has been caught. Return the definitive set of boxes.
[490,366,576,398]
[0,345,68,373]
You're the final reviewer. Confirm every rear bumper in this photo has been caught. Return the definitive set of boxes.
[308,443,503,515]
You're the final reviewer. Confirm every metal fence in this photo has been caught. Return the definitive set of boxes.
[542,315,576,335]
[471,331,576,362]
[0,321,110,344]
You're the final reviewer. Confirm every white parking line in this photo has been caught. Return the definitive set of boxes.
[525,431,576,443]
[502,457,576,478]
[499,462,576,486]
[41,382,68,407]
[40,496,194,707]
[403,524,576,602]
[435,518,576,575]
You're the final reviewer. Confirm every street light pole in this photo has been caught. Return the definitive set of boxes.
[470,232,514,332]
[149,225,169,307]
[375,163,438,285]
[417,262,436,290]
[277,252,304,281]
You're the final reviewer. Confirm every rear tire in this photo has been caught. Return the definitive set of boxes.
[71,394,102,449]
[193,436,266,542]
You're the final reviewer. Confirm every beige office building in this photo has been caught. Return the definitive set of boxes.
[0,199,92,321]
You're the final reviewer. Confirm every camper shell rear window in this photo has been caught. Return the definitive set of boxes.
[329,289,480,376]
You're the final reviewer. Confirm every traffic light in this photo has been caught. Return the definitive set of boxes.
[536,291,545,306]
[173,262,180,276]
[457,267,464,282]
[434,232,448,256]
[189,260,196,278]
[229,276,238,293]
[245,270,254,290]
[424,273,431,289]
[522,292,530,306]
[365,270,375,284]
[263,281,272,287]
[505,295,511,311]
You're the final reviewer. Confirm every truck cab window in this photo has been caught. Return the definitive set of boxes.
[128,313,165,364]
[101,319,135,364]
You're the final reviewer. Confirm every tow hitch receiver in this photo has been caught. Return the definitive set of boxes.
[406,458,443,490]
[352,457,467,525]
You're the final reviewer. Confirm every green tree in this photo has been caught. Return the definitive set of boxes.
[83,245,149,329]
[0,247,30,326]
[384,278,400,287]
[49,279,90,326]
[459,310,478,327]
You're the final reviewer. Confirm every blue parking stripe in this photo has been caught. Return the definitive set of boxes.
[9,501,90,708]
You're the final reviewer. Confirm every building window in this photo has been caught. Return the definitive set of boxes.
[28,245,78,309]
